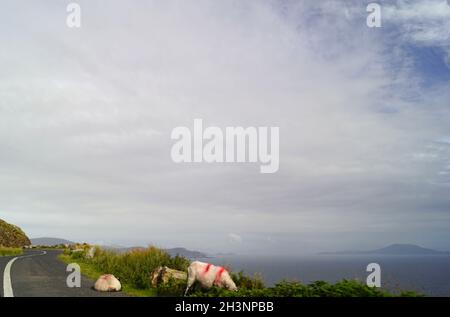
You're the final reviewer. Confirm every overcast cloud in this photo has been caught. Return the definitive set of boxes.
[1,0,449,255]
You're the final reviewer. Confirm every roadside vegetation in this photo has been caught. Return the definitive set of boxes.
[59,245,189,296]
[0,246,23,256]
[189,278,421,297]
[59,245,421,297]
[157,271,421,297]
[29,244,69,250]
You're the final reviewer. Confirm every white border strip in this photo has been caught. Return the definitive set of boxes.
[3,251,47,297]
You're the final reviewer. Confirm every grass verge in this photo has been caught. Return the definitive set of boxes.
[58,253,158,297]
[0,246,23,256]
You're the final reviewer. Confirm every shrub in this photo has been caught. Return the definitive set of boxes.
[232,271,265,290]
[157,277,187,297]
[189,277,422,297]
[67,246,190,291]
[70,250,86,260]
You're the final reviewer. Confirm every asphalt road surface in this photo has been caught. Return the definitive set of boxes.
[0,249,127,297]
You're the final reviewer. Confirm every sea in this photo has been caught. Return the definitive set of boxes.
[204,254,450,296]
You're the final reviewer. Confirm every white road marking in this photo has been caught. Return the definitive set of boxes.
[2,251,47,297]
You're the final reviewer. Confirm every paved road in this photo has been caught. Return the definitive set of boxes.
[0,249,127,297]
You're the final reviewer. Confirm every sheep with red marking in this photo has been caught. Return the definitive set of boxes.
[185,261,237,295]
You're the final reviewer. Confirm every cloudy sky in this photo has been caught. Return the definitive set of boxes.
[1,0,449,255]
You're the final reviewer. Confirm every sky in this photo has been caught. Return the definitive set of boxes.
[0,0,449,255]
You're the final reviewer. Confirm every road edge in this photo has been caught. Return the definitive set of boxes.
[2,250,47,297]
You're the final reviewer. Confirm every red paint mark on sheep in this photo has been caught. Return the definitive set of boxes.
[203,263,212,275]
[214,267,225,285]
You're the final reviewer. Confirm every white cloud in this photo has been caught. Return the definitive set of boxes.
[0,1,449,253]
[384,0,450,45]
[228,233,243,244]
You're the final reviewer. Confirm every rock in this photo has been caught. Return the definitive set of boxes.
[94,274,121,292]
[86,246,96,259]
[150,266,187,287]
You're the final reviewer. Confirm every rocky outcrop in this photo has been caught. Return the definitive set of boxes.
[150,266,187,287]
[0,219,31,247]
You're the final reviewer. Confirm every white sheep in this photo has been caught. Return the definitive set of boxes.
[185,261,237,295]
[94,274,122,292]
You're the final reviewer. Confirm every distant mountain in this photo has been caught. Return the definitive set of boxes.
[0,219,31,247]
[320,244,447,255]
[164,247,208,258]
[31,237,75,246]
[369,244,444,255]
[104,245,208,258]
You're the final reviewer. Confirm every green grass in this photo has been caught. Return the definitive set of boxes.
[189,279,423,297]
[0,246,23,256]
[58,246,422,298]
[158,269,422,297]
[58,246,189,297]
[31,244,66,250]
[59,253,157,297]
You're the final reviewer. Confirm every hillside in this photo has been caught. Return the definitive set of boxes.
[370,244,443,255]
[164,247,208,258]
[31,237,75,246]
[0,219,31,247]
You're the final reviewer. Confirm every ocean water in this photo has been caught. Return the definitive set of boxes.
[206,254,450,296]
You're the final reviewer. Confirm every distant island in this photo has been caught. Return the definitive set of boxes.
[164,247,208,259]
[320,244,449,255]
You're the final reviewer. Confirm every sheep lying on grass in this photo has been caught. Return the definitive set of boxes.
[94,274,122,292]
[185,261,237,296]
